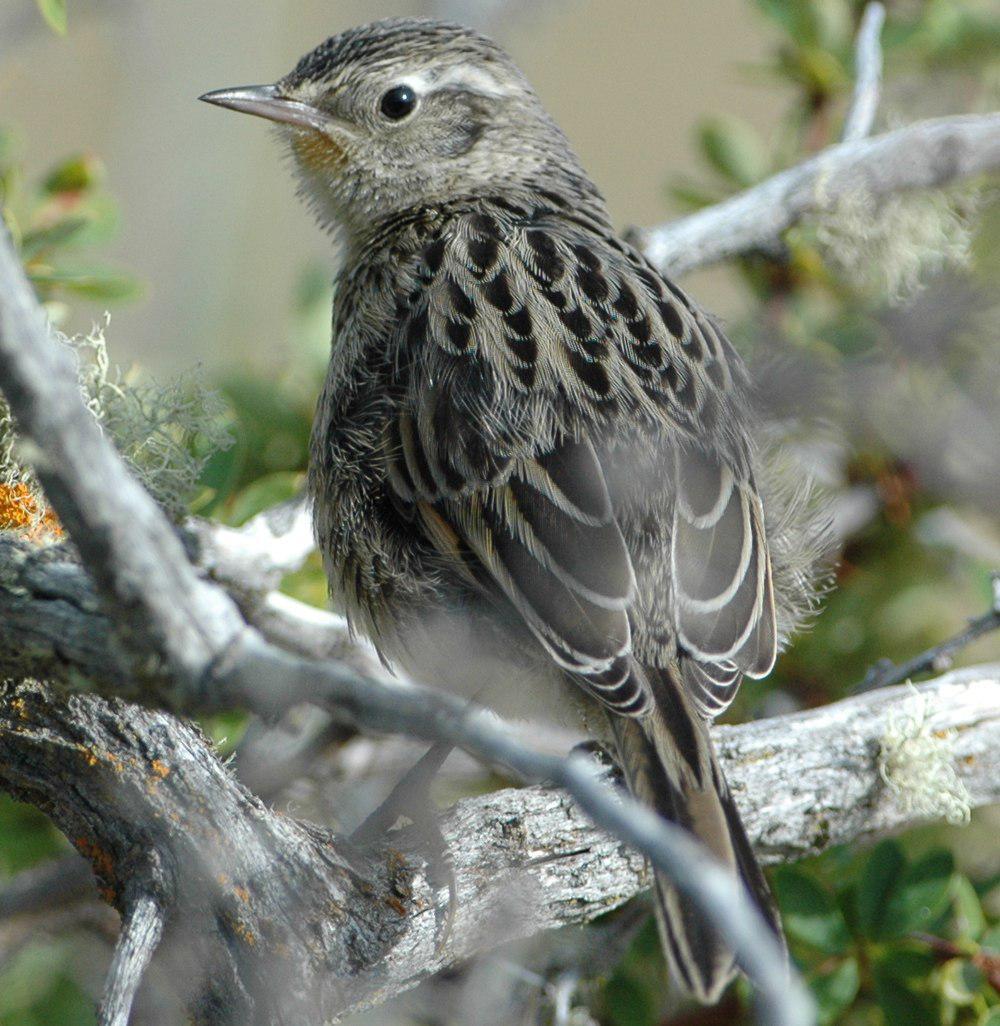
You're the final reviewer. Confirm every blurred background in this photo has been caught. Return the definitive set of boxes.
[2,1,1000,1024]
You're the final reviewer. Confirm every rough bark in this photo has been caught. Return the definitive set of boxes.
[1,667,997,1021]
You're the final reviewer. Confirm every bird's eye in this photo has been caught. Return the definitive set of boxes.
[379,84,418,121]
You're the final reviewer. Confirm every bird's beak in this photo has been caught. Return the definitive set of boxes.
[199,84,330,133]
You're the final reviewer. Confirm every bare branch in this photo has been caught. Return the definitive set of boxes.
[842,3,886,143]
[0,223,808,1024]
[637,113,1000,276]
[184,497,314,597]
[99,891,167,1026]
[856,572,1000,693]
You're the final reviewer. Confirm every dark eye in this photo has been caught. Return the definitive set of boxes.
[379,84,418,121]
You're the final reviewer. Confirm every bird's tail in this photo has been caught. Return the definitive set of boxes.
[607,669,783,1003]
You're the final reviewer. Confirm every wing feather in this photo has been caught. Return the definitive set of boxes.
[383,207,777,719]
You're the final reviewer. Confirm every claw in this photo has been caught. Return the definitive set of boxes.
[350,741,458,952]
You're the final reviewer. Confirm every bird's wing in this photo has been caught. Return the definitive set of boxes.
[384,207,775,717]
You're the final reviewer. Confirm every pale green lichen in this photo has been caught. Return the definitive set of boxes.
[1,319,231,535]
[815,185,978,302]
[878,685,972,826]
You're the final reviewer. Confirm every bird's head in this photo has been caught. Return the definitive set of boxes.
[201,18,585,246]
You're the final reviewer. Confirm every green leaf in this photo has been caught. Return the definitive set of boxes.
[857,839,905,939]
[979,1007,1000,1026]
[29,264,139,302]
[666,179,725,213]
[877,946,936,982]
[20,216,90,260]
[773,865,851,954]
[940,959,984,1006]
[35,0,67,36]
[951,874,986,941]
[698,116,768,187]
[883,849,954,938]
[42,154,101,195]
[873,961,939,1026]
[810,957,859,1025]
[980,925,1000,954]
[226,471,302,527]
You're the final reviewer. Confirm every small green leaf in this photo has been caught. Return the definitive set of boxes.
[873,961,939,1026]
[773,865,851,954]
[20,216,90,260]
[42,154,101,195]
[940,959,984,1006]
[29,264,140,302]
[877,946,936,982]
[810,957,859,1025]
[35,0,67,35]
[698,116,768,187]
[951,874,986,940]
[226,471,302,527]
[666,179,725,213]
[980,925,1000,954]
[883,849,954,938]
[979,1007,1000,1026]
[857,839,905,939]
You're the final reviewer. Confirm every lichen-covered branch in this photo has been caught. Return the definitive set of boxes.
[636,113,1000,276]
[1,668,997,1022]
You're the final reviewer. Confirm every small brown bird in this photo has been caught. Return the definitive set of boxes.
[202,17,825,1003]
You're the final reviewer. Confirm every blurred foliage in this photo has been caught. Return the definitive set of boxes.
[594,837,1000,1026]
[0,135,139,319]
[2,0,1000,1024]
[34,0,67,36]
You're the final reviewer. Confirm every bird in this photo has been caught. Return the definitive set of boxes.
[201,17,827,1004]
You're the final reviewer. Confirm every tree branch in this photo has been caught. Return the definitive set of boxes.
[842,3,886,143]
[636,113,1000,276]
[1,667,996,1021]
[99,890,167,1026]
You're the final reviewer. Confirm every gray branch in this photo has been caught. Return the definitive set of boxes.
[0,223,806,1023]
[100,891,167,1026]
[841,3,886,143]
[636,113,1000,276]
[2,668,996,1022]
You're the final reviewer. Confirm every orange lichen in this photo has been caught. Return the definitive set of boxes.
[0,482,63,540]
[77,746,100,768]
[385,895,407,916]
[150,759,170,778]
[233,885,251,903]
[74,836,117,903]
[232,920,257,946]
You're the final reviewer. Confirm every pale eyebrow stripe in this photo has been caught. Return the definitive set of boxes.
[395,65,514,99]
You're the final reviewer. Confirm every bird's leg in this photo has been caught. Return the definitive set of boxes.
[350,740,457,954]
[569,739,624,786]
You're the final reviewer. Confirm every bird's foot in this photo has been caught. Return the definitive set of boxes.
[569,739,624,786]
[350,740,457,955]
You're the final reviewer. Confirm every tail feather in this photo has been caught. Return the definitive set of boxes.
[607,671,783,1004]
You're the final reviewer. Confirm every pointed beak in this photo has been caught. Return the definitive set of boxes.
[199,84,330,133]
